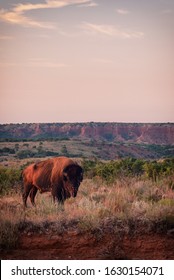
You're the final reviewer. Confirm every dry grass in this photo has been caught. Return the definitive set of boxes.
[0,176,174,250]
[0,177,174,236]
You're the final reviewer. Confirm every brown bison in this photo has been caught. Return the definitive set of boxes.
[22,157,83,207]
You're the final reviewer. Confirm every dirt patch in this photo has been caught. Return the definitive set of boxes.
[1,229,174,260]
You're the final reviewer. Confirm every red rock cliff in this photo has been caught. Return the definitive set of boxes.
[0,123,173,145]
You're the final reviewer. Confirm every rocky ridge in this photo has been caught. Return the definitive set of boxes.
[0,123,174,145]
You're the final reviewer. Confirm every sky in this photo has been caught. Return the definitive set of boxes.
[0,0,174,124]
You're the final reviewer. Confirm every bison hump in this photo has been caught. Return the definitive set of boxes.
[33,159,54,190]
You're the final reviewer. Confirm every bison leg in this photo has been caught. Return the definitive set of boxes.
[29,186,38,206]
[51,188,65,205]
[51,190,57,204]
[22,183,33,207]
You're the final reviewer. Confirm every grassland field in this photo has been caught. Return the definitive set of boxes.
[0,140,174,259]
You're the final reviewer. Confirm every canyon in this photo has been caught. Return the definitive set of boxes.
[0,122,174,145]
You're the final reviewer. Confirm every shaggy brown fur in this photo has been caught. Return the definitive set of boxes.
[22,157,83,207]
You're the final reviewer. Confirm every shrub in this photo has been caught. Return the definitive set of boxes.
[83,158,174,183]
[82,159,98,178]
[0,167,22,195]
[0,147,15,154]
[0,220,19,249]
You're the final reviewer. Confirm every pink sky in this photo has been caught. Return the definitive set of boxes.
[0,0,174,123]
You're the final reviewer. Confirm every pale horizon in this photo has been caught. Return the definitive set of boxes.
[0,121,174,125]
[0,0,174,124]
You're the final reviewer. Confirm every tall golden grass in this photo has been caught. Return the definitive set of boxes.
[0,176,174,249]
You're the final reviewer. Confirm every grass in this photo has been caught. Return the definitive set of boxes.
[0,220,19,249]
[0,176,174,250]
[0,139,98,164]
[1,139,174,164]
[0,199,25,249]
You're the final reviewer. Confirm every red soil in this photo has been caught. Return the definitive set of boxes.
[1,230,174,260]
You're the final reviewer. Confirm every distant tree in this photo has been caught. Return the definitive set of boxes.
[23,143,29,148]
[15,143,19,151]
[37,143,43,153]
[16,150,34,159]
[61,145,68,155]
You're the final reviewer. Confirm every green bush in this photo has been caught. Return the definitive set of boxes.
[0,167,22,195]
[95,161,118,183]
[0,147,15,154]
[82,159,98,178]
[83,158,174,183]
[144,159,174,181]
[16,149,59,159]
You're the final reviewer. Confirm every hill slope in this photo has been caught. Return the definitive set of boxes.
[0,122,174,145]
[0,123,173,160]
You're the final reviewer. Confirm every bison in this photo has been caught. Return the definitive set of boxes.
[22,156,83,207]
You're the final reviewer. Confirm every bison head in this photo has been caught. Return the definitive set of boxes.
[63,164,83,198]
